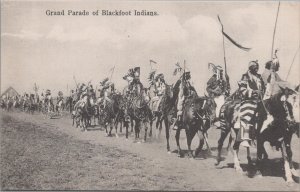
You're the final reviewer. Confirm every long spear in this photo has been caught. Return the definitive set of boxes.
[73,75,79,88]
[286,46,300,81]
[109,66,115,81]
[217,15,227,77]
[271,2,281,59]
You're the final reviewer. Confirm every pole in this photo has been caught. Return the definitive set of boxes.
[218,15,227,76]
[73,75,78,88]
[183,60,186,81]
[286,46,300,81]
[150,60,153,71]
[271,2,280,59]
[109,66,115,81]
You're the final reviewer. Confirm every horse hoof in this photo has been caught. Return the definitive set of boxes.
[187,153,194,159]
[255,173,263,178]
[235,167,243,174]
[215,158,222,166]
[286,180,294,187]
[291,168,299,177]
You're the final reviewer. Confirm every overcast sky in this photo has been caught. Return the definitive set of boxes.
[1,0,299,95]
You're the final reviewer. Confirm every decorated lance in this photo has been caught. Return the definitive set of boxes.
[183,60,185,79]
[286,46,300,81]
[73,75,79,88]
[271,2,281,60]
[33,83,39,95]
[149,59,157,71]
[109,66,115,82]
[217,15,228,77]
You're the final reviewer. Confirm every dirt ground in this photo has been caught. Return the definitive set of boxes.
[0,110,299,191]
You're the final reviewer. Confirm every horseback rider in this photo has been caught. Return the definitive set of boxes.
[123,67,144,96]
[87,84,96,107]
[44,89,53,112]
[206,64,230,124]
[151,73,167,114]
[57,91,64,105]
[262,50,295,101]
[98,78,114,109]
[172,71,197,130]
[57,91,64,101]
[237,60,267,147]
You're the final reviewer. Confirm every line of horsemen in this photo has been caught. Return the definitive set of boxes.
[1,89,65,114]
[1,53,299,182]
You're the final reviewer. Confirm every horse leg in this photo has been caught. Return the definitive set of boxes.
[105,124,109,136]
[231,129,243,173]
[149,116,153,137]
[246,146,255,174]
[232,141,243,173]
[164,117,170,152]
[215,129,230,166]
[194,131,205,158]
[72,114,74,126]
[256,132,265,177]
[285,135,298,177]
[120,120,123,133]
[114,120,119,138]
[281,140,293,184]
[158,118,163,139]
[125,121,129,139]
[186,128,196,158]
[175,129,181,157]
[203,131,211,153]
[135,121,140,140]
[155,115,160,139]
[130,118,134,133]
[143,121,148,142]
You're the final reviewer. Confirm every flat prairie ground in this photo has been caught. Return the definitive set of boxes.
[0,111,299,191]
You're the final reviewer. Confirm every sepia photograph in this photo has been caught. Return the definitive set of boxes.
[1,0,300,191]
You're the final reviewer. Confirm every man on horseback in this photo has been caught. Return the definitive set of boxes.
[98,78,114,109]
[73,83,89,109]
[44,89,53,112]
[56,91,64,111]
[237,60,267,147]
[57,91,64,102]
[123,67,144,96]
[206,64,230,125]
[151,73,167,115]
[172,71,197,130]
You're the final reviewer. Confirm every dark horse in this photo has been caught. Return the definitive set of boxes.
[216,86,299,183]
[175,95,215,158]
[123,84,152,142]
[215,89,267,173]
[65,96,75,114]
[98,93,123,137]
[149,84,174,152]
[256,87,299,183]
[72,97,94,131]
